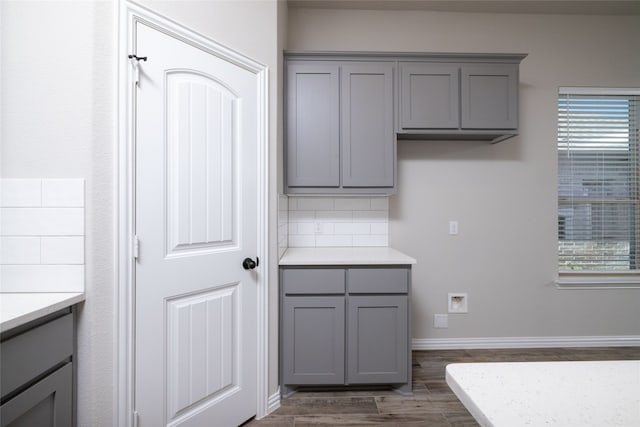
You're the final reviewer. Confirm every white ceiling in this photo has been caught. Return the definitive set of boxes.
[288,0,640,15]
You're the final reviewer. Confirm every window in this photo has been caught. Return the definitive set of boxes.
[558,88,639,279]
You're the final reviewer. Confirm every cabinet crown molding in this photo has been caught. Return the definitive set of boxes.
[284,50,528,63]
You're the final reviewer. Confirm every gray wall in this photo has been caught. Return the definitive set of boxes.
[287,7,640,340]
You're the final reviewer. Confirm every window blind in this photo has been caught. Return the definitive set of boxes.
[558,93,639,272]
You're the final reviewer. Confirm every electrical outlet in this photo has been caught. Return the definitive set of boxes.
[434,314,448,328]
[448,293,468,313]
[315,222,323,234]
[449,221,459,235]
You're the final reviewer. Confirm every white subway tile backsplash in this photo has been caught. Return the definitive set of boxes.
[319,223,335,235]
[289,235,316,247]
[1,208,84,236]
[352,223,372,235]
[278,194,289,259]
[353,210,388,222]
[316,235,353,247]
[296,197,335,211]
[0,178,85,292]
[0,179,42,207]
[334,197,371,211]
[290,211,315,222]
[335,223,371,235]
[334,223,353,235]
[371,197,389,210]
[288,197,297,210]
[353,235,388,247]
[371,222,389,235]
[288,196,389,248]
[41,237,84,264]
[297,222,316,235]
[0,237,41,264]
[0,265,84,292]
[42,179,85,207]
[316,211,353,222]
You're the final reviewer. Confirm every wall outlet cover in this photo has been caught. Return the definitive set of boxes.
[448,293,468,313]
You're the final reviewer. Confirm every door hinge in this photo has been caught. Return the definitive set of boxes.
[133,411,139,427]
[133,235,140,260]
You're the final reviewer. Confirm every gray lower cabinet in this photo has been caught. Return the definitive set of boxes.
[285,60,396,194]
[347,295,408,384]
[0,309,75,427]
[280,266,411,395]
[282,296,345,385]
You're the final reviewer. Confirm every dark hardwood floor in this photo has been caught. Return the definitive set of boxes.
[246,347,640,426]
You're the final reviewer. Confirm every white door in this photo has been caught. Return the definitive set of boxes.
[134,22,259,427]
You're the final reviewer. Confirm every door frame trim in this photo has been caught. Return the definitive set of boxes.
[115,2,270,426]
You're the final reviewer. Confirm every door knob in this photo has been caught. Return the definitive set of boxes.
[242,257,259,270]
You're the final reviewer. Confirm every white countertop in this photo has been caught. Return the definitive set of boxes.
[279,247,416,266]
[0,292,85,333]
[446,360,640,427]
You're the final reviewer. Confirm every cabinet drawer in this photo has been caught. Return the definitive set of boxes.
[348,268,408,294]
[0,363,72,427]
[0,313,73,398]
[282,269,345,294]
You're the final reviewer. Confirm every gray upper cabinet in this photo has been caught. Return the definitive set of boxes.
[400,63,459,129]
[285,52,527,194]
[461,64,518,130]
[285,59,396,194]
[286,62,340,188]
[398,61,521,140]
[341,63,395,188]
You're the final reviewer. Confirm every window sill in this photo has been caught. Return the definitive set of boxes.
[556,274,640,290]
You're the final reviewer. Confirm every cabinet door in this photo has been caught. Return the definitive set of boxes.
[0,363,72,427]
[399,63,459,130]
[282,296,345,385]
[286,62,340,188]
[347,295,408,384]
[461,64,518,129]
[341,62,395,188]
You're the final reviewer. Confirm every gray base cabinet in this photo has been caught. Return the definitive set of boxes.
[0,309,75,427]
[282,296,345,385]
[0,364,72,427]
[347,295,408,384]
[280,266,411,395]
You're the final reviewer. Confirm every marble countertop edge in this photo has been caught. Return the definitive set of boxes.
[0,292,85,333]
[279,247,417,266]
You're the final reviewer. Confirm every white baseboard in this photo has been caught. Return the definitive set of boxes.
[266,387,281,416]
[412,335,640,350]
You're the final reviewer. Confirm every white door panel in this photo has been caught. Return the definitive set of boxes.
[166,71,237,254]
[134,22,258,427]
